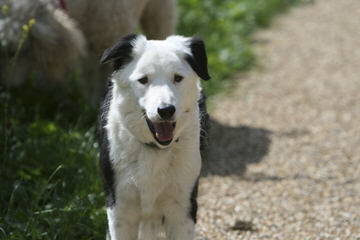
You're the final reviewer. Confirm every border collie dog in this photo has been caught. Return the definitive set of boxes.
[98,34,210,240]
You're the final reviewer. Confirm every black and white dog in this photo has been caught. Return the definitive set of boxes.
[98,34,210,240]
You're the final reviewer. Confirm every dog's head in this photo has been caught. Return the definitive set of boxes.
[101,34,210,148]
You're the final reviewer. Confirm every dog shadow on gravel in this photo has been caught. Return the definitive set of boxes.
[201,118,272,176]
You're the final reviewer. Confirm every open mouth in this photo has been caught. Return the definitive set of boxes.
[145,116,176,146]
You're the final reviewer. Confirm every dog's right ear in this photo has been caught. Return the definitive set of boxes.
[100,34,139,71]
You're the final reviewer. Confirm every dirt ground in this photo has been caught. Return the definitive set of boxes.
[197,0,360,239]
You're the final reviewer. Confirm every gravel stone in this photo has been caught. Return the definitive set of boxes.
[197,0,360,239]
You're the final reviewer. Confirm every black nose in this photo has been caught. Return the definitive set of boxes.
[157,104,176,120]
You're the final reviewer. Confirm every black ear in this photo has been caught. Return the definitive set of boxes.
[100,34,138,71]
[185,36,211,81]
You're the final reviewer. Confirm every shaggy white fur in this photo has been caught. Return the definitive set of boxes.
[0,0,176,96]
[0,0,86,86]
[65,0,176,58]
[98,34,210,240]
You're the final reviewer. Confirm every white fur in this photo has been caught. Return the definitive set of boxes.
[105,36,202,239]
[0,0,176,99]
[0,0,86,86]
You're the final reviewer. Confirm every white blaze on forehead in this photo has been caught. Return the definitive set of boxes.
[145,36,192,56]
[133,46,186,78]
[129,36,193,79]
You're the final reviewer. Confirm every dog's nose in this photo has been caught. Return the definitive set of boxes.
[158,104,176,120]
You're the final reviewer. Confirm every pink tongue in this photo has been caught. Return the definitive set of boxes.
[153,122,174,142]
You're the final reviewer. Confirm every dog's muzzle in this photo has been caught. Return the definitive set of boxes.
[145,116,176,146]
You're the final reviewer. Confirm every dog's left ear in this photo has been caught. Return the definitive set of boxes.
[185,36,211,81]
[100,34,139,71]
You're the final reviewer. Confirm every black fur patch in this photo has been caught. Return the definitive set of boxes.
[100,34,138,71]
[97,81,116,207]
[185,37,211,81]
[189,178,199,223]
[198,91,209,150]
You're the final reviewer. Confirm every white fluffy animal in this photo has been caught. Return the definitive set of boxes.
[0,0,176,94]
[98,34,210,239]
[0,0,86,86]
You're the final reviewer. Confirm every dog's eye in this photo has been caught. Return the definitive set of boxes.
[138,76,148,85]
[174,74,184,83]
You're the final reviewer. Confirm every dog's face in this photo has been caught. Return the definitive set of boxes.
[101,34,210,148]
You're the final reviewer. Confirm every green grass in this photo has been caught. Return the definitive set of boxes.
[178,0,303,96]
[0,87,105,239]
[1,0,305,239]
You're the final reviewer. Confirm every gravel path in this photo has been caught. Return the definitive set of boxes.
[197,0,360,239]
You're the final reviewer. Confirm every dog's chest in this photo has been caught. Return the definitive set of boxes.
[137,149,173,215]
[113,141,181,215]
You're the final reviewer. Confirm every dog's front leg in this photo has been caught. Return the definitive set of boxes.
[138,218,162,240]
[165,214,195,240]
[107,204,140,240]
